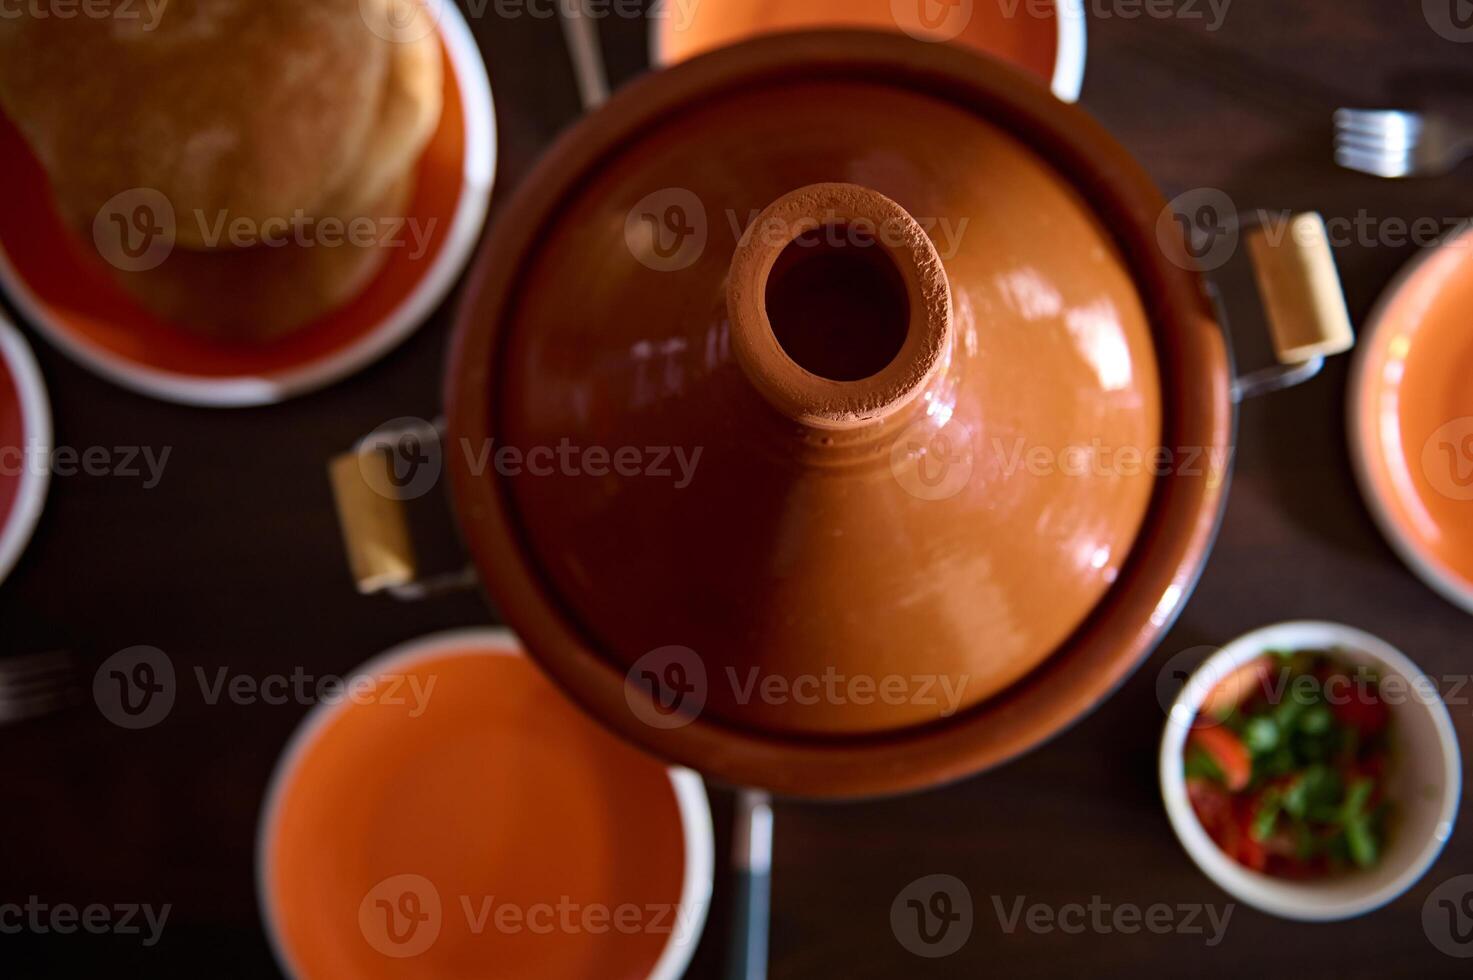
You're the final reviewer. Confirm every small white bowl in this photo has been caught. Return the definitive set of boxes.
[1160,621,1461,921]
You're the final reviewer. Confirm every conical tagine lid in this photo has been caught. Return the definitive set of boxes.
[448,32,1229,795]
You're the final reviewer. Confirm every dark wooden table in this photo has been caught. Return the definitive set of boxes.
[3,1,1472,976]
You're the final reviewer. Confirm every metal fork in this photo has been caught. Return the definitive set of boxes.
[1334,108,1473,178]
[558,0,609,111]
[0,651,79,725]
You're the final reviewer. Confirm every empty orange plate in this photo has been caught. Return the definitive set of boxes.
[0,316,49,587]
[0,5,494,407]
[650,0,1086,101]
[257,629,713,980]
[1350,224,1473,614]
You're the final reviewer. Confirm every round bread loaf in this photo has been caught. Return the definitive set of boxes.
[0,0,444,337]
[118,172,417,342]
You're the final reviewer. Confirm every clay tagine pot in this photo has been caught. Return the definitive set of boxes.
[334,31,1353,798]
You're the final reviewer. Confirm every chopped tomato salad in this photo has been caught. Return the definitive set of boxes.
[1183,649,1393,878]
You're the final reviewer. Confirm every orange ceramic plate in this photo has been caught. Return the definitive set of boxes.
[650,0,1086,101]
[1351,224,1473,614]
[257,629,713,980]
[0,317,49,586]
[0,4,494,407]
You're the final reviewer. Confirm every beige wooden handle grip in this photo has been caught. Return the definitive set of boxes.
[329,449,417,595]
[1245,213,1355,364]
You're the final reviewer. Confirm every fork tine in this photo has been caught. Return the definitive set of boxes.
[0,650,74,674]
[0,689,76,724]
[0,651,80,725]
[6,668,78,691]
[1335,128,1420,152]
[1334,145,1416,178]
[1333,146,1408,177]
[1334,113,1424,149]
[0,661,73,683]
[1334,107,1385,123]
[0,674,78,699]
[1334,108,1420,132]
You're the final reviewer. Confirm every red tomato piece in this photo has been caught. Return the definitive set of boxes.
[1331,690,1390,736]
[1201,657,1273,720]
[1231,796,1269,871]
[1189,725,1253,791]
[1188,777,1231,834]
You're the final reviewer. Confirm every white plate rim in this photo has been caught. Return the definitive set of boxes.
[0,315,50,587]
[646,0,1088,102]
[1347,221,1473,616]
[254,626,715,980]
[0,2,496,408]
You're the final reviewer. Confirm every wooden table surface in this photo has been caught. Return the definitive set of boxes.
[3,1,1472,976]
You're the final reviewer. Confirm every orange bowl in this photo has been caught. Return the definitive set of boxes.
[650,0,1086,101]
[257,629,713,980]
[1350,224,1473,614]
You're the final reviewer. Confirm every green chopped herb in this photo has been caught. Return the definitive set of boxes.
[1251,789,1282,842]
[1244,717,1280,754]
[1184,746,1225,783]
[1299,704,1334,735]
[1272,697,1305,732]
[1283,765,1342,820]
[1343,778,1374,820]
[1345,817,1379,868]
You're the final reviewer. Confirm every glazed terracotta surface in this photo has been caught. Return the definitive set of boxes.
[262,644,689,979]
[493,81,1161,736]
[1353,226,1473,606]
[655,0,1059,87]
[449,32,1232,796]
